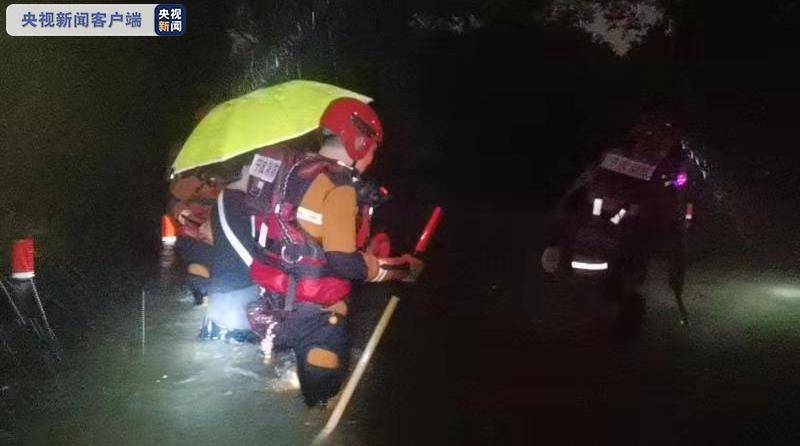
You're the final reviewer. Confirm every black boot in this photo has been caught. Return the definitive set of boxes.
[191,288,206,306]
[225,329,259,344]
[298,361,345,407]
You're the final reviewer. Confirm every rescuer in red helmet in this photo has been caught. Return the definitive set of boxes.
[246,97,424,406]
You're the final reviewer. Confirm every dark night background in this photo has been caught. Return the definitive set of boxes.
[2,1,800,444]
[3,1,799,257]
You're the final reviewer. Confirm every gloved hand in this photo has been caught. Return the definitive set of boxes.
[371,256,408,282]
[371,254,425,283]
[172,201,211,241]
[400,254,425,283]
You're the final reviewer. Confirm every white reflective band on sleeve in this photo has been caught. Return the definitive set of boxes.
[593,198,603,216]
[162,236,177,245]
[296,206,323,225]
[571,261,609,271]
[258,223,268,248]
[217,191,253,267]
[610,208,627,225]
[11,271,35,280]
[336,160,354,170]
[251,216,256,239]
[372,268,388,282]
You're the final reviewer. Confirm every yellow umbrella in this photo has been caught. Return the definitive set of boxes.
[171,80,372,175]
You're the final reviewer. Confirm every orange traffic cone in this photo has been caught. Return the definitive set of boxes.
[11,238,35,280]
[8,238,57,345]
[161,215,178,246]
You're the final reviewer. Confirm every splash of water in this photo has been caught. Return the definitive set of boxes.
[268,352,300,392]
[257,317,300,391]
[259,317,277,364]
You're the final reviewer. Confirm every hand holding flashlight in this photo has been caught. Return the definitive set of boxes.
[402,206,444,282]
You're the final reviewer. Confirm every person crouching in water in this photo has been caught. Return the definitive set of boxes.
[247,98,424,406]
[167,174,220,305]
[199,162,260,343]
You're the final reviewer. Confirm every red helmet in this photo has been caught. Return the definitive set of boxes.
[320,98,383,161]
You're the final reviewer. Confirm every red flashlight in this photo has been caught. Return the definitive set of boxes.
[414,206,443,255]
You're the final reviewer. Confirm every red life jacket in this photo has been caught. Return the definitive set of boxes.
[247,147,354,308]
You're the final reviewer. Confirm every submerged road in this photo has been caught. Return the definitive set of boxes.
[448,205,800,445]
[2,254,447,446]
[3,195,800,445]
[7,273,330,445]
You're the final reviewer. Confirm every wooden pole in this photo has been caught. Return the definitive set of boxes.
[311,296,400,445]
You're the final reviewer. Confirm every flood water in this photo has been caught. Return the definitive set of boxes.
[1,242,447,446]
[3,2,800,444]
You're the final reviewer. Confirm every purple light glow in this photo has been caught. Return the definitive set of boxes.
[675,172,688,188]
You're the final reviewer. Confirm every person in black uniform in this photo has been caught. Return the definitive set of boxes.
[544,113,693,325]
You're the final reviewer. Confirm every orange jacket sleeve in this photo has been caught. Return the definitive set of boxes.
[321,184,380,281]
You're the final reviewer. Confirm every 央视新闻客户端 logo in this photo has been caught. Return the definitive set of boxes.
[154,4,185,36]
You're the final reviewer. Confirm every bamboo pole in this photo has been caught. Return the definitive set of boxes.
[311,296,400,445]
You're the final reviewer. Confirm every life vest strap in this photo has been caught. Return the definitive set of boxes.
[286,274,296,312]
[217,191,254,267]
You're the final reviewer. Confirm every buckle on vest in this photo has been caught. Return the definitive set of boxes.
[281,245,304,264]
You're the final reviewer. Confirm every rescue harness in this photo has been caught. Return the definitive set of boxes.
[244,149,356,310]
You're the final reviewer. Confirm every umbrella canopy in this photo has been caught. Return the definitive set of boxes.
[171,80,372,175]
